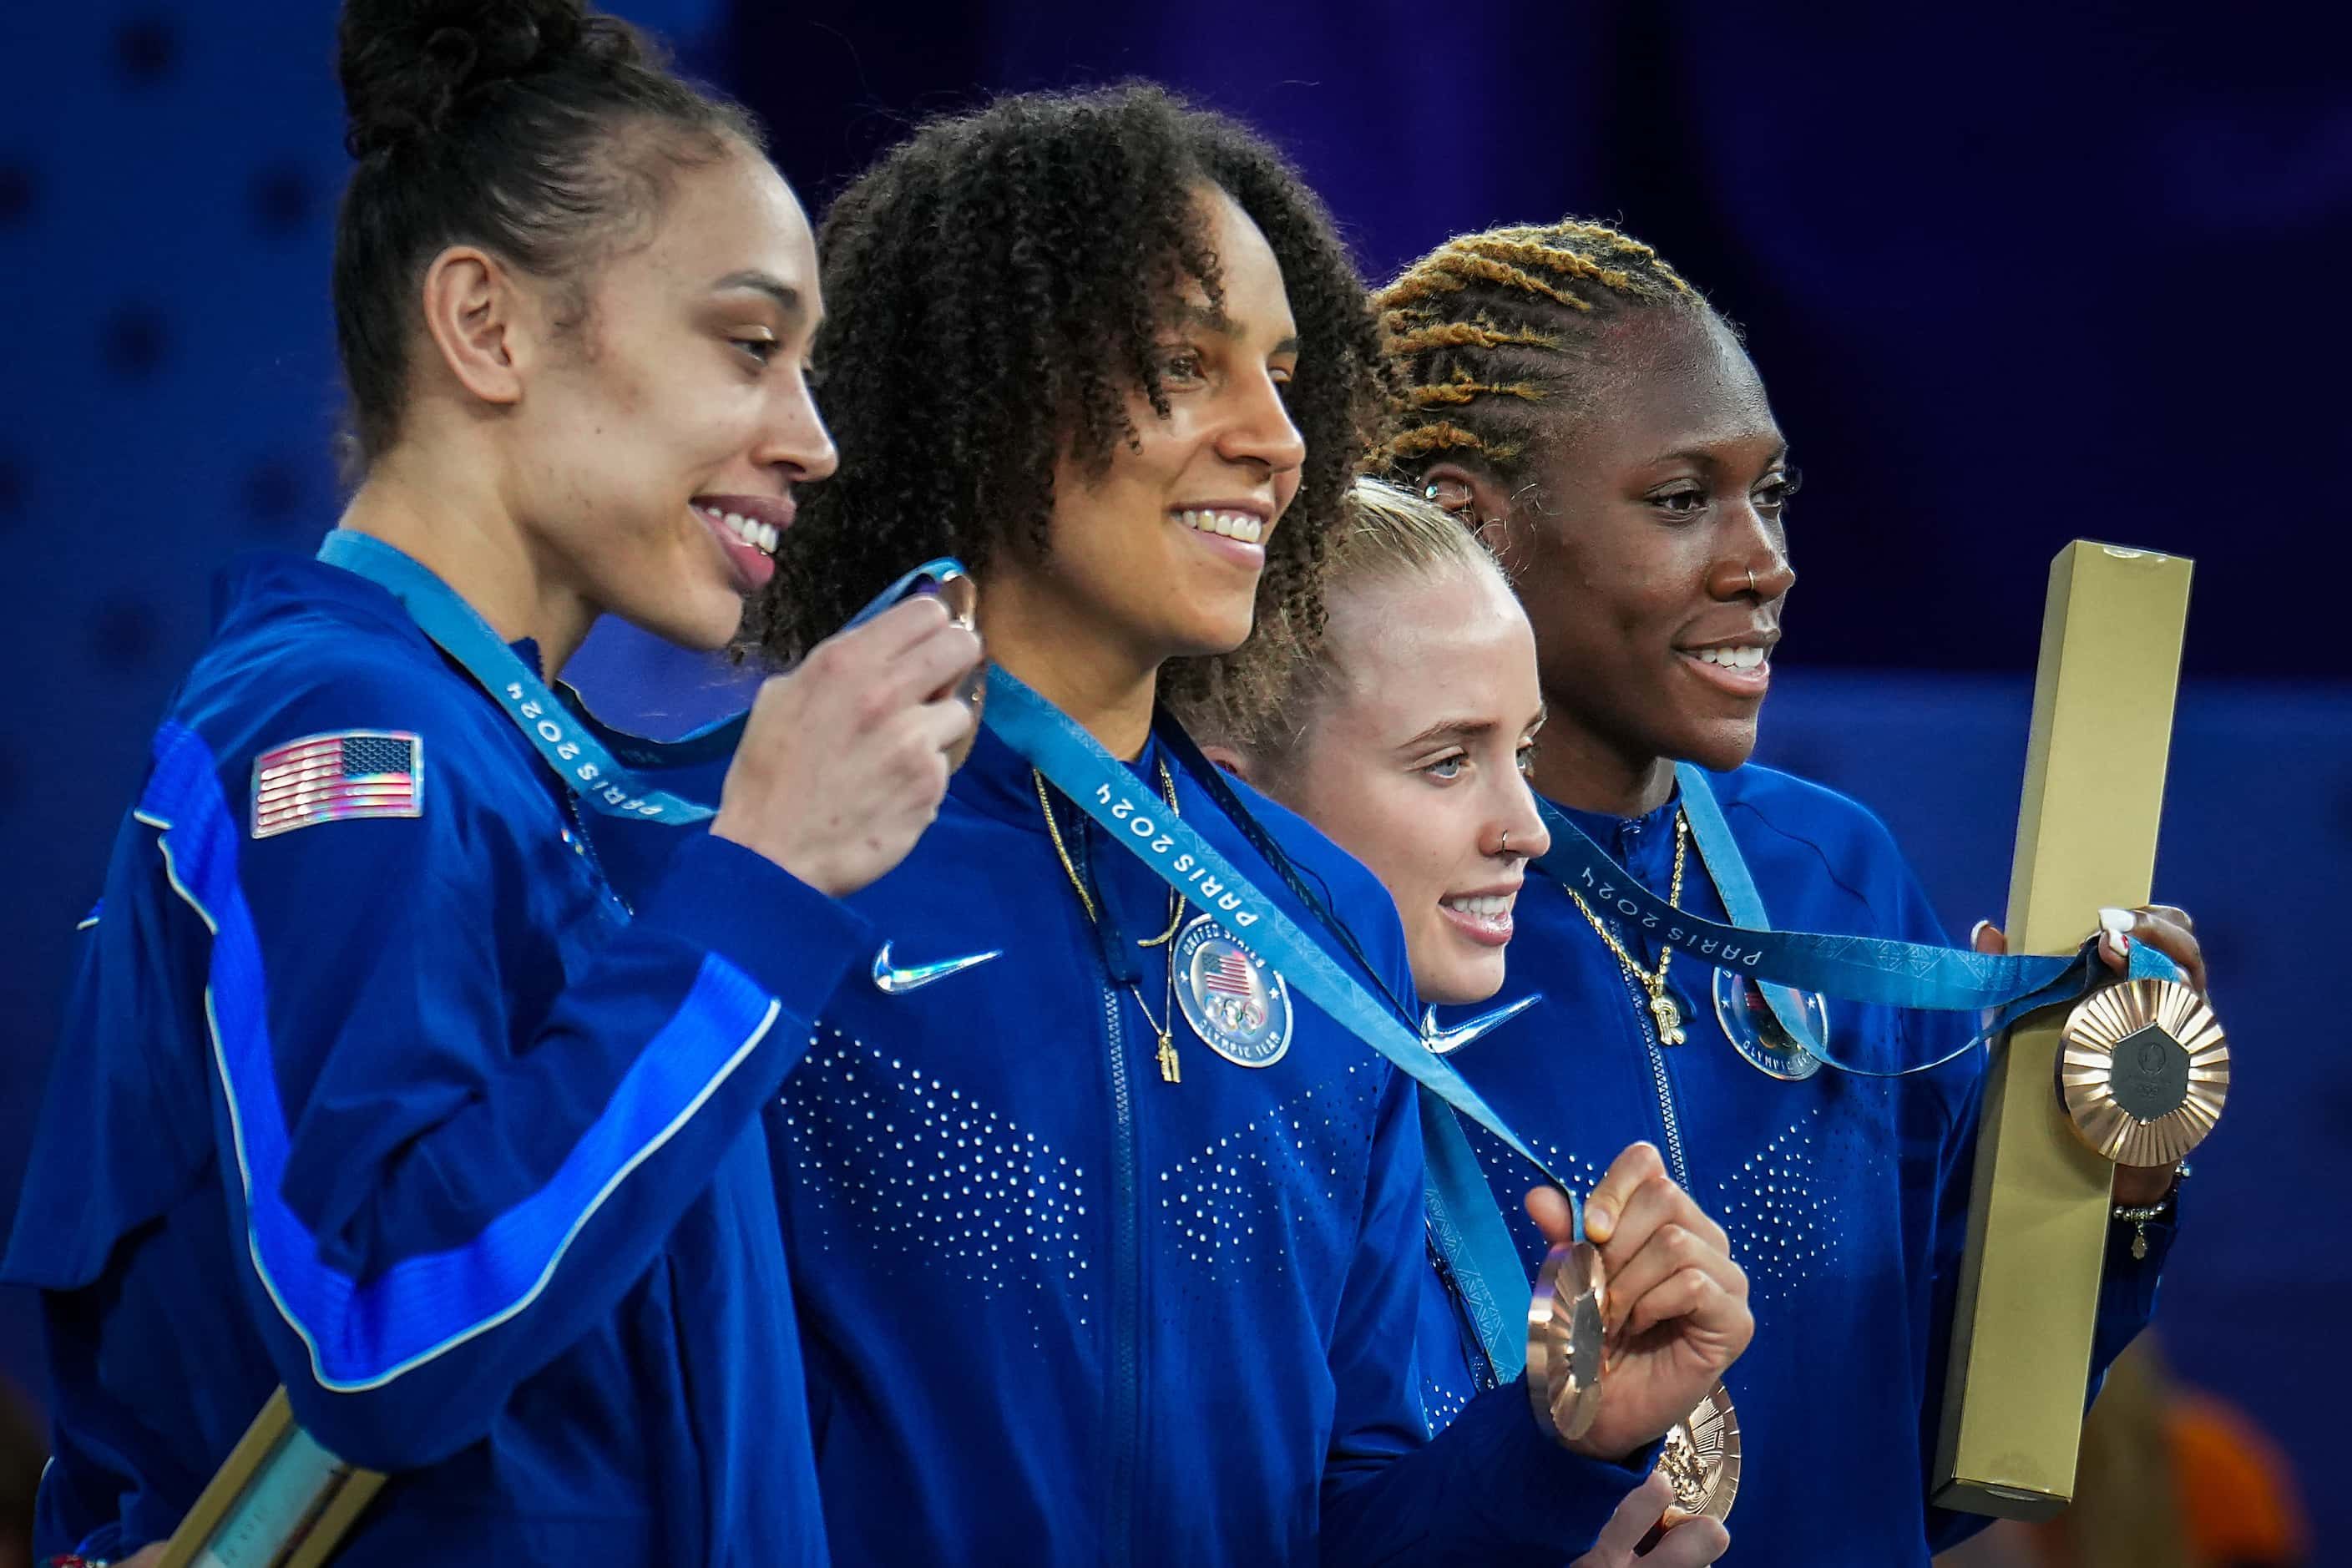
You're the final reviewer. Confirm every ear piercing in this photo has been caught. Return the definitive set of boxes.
[1424,481,1500,529]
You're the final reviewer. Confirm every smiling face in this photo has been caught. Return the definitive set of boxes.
[510,141,836,652]
[1278,559,1550,1005]
[999,185,1307,675]
[1490,310,1798,803]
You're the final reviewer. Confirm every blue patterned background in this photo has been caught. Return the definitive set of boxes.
[2,0,2344,1550]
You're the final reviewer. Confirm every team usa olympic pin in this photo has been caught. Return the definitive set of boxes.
[1712,970,1827,1082]
[1173,913,1292,1069]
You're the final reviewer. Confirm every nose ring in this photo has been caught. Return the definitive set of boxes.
[1745,567,1758,594]
[1500,828,1511,853]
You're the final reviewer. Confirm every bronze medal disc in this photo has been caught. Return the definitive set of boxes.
[1658,1381,1742,1522]
[2056,977,2228,1167]
[1526,1241,1606,1444]
[932,570,988,771]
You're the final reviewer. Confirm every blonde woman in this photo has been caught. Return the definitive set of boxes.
[1177,477,1743,1566]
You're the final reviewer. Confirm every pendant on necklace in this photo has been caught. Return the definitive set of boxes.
[1156,1030,1181,1084]
[1651,989,1689,1046]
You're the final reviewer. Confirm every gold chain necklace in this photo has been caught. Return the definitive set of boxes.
[1565,809,1692,1045]
[1034,762,1186,1082]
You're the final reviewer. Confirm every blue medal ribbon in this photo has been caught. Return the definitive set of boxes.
[984,665,1561,1380]
[541,557,974,775]
[1419,1095,1533,1383]
[320,539,971,823]
[1533,771,2184,1077]
[317,530,719,825]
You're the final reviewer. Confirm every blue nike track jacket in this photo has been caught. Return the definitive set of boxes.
[1418,764,2175,1566]
[4,553,857,1565]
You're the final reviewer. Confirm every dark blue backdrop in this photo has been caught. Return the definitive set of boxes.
[3,0,2344,1550]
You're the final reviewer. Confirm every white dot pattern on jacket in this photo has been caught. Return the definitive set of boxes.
[776,1028,1094,1343]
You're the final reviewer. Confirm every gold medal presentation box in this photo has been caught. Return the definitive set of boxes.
[1931,539,2193,1518]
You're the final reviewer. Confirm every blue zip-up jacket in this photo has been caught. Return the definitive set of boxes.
[753,716,1650,1566]
[1419,764,2175,1565]
[2,552,863,1565]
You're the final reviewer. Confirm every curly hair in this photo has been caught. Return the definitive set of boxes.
[747,84,1392,701]
[1371,217,1710,482]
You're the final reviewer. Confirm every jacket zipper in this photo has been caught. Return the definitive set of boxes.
[1610,935,1691,1191]
[1425,1231,1500,1393]
[1065,807,1144,1565]
[559,786,630,918]
[1096,955,1142,1566]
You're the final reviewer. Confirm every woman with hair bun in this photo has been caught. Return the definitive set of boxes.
[2,3,979,1563]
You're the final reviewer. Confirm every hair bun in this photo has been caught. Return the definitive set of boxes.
[338,0,637,159]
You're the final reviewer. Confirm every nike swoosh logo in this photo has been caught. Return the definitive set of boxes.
[871,942,1002,995]
[1421,994,1542,1055]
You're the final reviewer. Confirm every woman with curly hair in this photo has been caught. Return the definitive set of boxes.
[748,89,1743,1564]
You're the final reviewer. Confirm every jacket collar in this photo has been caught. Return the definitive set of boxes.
[953,693,1167,831]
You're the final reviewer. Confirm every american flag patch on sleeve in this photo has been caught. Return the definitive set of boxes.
[250,731,424,839]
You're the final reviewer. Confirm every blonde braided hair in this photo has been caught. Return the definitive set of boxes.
[1372,218,1707,476]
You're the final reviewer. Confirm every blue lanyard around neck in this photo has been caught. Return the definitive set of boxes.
[983,665,1560,1381]
[1532,767,2183,1077]
[316,530,717,825]
[1674,761,1830,1065]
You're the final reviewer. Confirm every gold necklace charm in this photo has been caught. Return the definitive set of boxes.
[1035,763,1185,1083]
[1566,810,1691,1045]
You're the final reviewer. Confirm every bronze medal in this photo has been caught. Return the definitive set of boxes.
[853,562,987,771]
[2056,977,2228,1166]
[1658,1381,1742,1522]
[1525,1241,1606,1444]
[929,569,987,771]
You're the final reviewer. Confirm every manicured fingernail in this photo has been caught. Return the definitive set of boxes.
[2098,907,2137,934]
[1969,919,1993,946]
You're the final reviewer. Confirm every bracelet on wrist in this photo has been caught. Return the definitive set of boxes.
[2112,1161,2189,1259]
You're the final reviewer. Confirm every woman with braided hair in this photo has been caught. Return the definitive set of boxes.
[1373,220,2211,1565]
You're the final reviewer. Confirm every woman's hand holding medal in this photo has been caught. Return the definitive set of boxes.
[711,595,984,897]
[1569,1469,1731,1567]
[1970,904,2211,1204]
[1526,1142,1753,1464]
